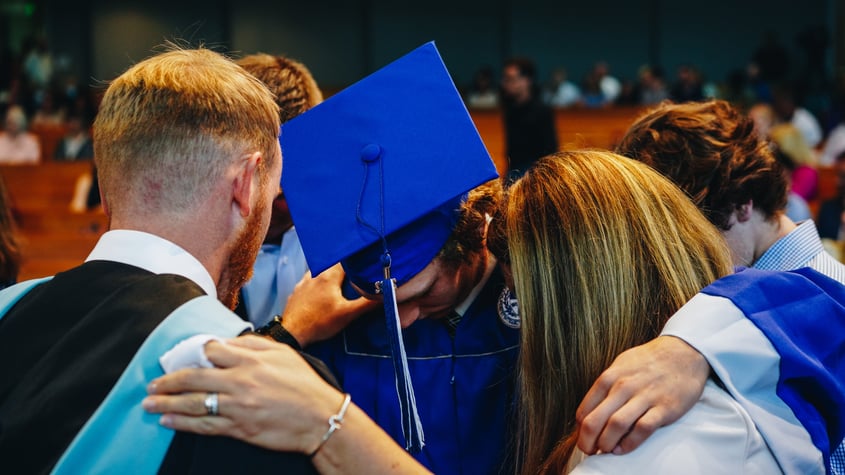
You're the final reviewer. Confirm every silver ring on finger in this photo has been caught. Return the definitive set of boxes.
[204,392,219,416]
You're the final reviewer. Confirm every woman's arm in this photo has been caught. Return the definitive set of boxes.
[143,335,429,475]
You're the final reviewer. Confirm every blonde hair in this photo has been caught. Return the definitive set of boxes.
[93,47,280,216]
[504,150,733,474]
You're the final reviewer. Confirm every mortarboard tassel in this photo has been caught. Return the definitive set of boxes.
[379,254,425,453]
[357,143,425,452]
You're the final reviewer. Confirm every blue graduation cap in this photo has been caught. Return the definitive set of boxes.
[280,41,498,453]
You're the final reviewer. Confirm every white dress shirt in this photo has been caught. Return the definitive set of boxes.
[85,229,217,298]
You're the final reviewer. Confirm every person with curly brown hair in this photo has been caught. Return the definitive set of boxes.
[577,99,845,474]
[234,53,329,327]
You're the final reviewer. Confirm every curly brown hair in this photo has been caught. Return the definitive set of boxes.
[236,53,323,124]
[437,179,503,269]
[486,184,510,266]
[615,100,787,230]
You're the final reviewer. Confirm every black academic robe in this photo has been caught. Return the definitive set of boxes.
[0,260,329,475]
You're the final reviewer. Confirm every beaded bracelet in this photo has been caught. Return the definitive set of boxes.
[309,393,353,458]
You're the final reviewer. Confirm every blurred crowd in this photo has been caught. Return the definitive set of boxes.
[0,35,97,164]
[463,28,842,146]
[4,29,845,239]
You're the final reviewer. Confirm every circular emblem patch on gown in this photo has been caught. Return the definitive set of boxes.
[498,287,520,329]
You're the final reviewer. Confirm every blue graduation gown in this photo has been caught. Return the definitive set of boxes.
[309,270,520,475]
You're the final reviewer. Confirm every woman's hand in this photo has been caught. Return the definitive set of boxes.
[143,335,343,453]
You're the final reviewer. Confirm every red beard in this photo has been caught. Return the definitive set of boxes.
[217,196,268,310]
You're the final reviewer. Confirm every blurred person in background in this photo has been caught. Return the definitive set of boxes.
[54,113,94,161]
[0,105,40,164]
[670,65,704,103]
[771,84,823,148]
[465,66,499,109]
[750,103,815,222]
[817,150,845,242]
[593,61,621,104]
[638,65,669,105]
[769,122,819,202]
[544,67,581,108]
[501,57,558,180]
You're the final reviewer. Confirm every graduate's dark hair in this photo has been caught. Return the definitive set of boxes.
[437,179,502,270]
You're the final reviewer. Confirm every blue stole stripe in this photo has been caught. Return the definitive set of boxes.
[701,267,845,473]
[0,277,54,316]
[41,295,249,474]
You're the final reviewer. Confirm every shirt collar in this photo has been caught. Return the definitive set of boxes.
[453,253,497,317]
[753,220,824,271]
[85,229,217,298]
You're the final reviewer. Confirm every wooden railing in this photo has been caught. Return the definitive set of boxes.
[1,162,106,281]
[470,106,645,174]
[30,124,69,162]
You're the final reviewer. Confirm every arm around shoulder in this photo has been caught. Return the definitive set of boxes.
[145,335,429,475]
[311,403,431,475]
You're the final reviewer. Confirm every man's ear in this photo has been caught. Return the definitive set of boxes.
[735,200,754,223]
[232,151,262,218]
